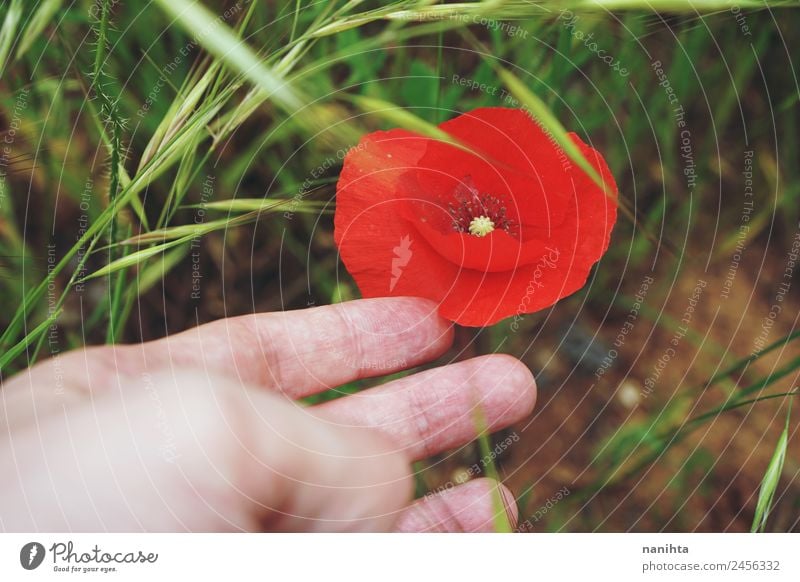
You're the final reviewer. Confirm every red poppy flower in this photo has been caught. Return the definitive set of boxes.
[334,107,618,327]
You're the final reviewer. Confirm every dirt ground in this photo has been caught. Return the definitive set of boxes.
[495,239,799,532]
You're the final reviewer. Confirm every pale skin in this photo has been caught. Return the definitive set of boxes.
[0,297,536,532]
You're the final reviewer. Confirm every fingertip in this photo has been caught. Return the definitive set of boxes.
[502,354,537,417]
[360,296,455,360]
[393,477,518,532]
[474,353,538,419]
[431,315,455,358]
[458,478,518,532]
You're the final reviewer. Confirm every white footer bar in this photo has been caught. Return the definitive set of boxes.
[1,533,796,581]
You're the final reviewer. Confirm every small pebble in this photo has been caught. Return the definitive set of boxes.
[617,380,641,408]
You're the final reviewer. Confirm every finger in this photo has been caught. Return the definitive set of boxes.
[0,370,412,532]
[147,297,453,397]
[315,354,536,460]
[1,297,453,429]
[393,478,519,532]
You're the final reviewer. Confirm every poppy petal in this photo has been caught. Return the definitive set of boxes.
[334,109,618,327]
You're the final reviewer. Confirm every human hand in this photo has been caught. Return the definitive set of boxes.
[0,298,536,532]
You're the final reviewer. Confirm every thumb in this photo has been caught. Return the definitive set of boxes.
[0,369,412,532]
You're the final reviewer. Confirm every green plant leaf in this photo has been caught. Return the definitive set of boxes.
[751,403,792,532]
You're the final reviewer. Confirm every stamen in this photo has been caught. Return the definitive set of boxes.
[447,177,517,237]
[468,216,495,237]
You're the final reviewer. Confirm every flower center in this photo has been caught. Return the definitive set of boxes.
[468,215,495,237]
[447,177,517,238]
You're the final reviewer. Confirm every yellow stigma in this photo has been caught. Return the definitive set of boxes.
[468,215,495,237]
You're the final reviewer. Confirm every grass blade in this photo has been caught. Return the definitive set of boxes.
[346,94,461,145]
[16,0,63,59]
[472,403,513,533]
[84,235,194,282]
[0,0,24,74]
[184,198,330,213]
[751,403,792,532]
[152,0,302,111]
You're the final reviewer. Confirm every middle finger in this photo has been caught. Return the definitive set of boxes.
[314,354,536,461]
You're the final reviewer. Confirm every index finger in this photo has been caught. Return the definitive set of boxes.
[2,298,453,430]
[149,297,453,398]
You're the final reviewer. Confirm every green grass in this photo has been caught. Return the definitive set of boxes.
[1,0,799,532]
